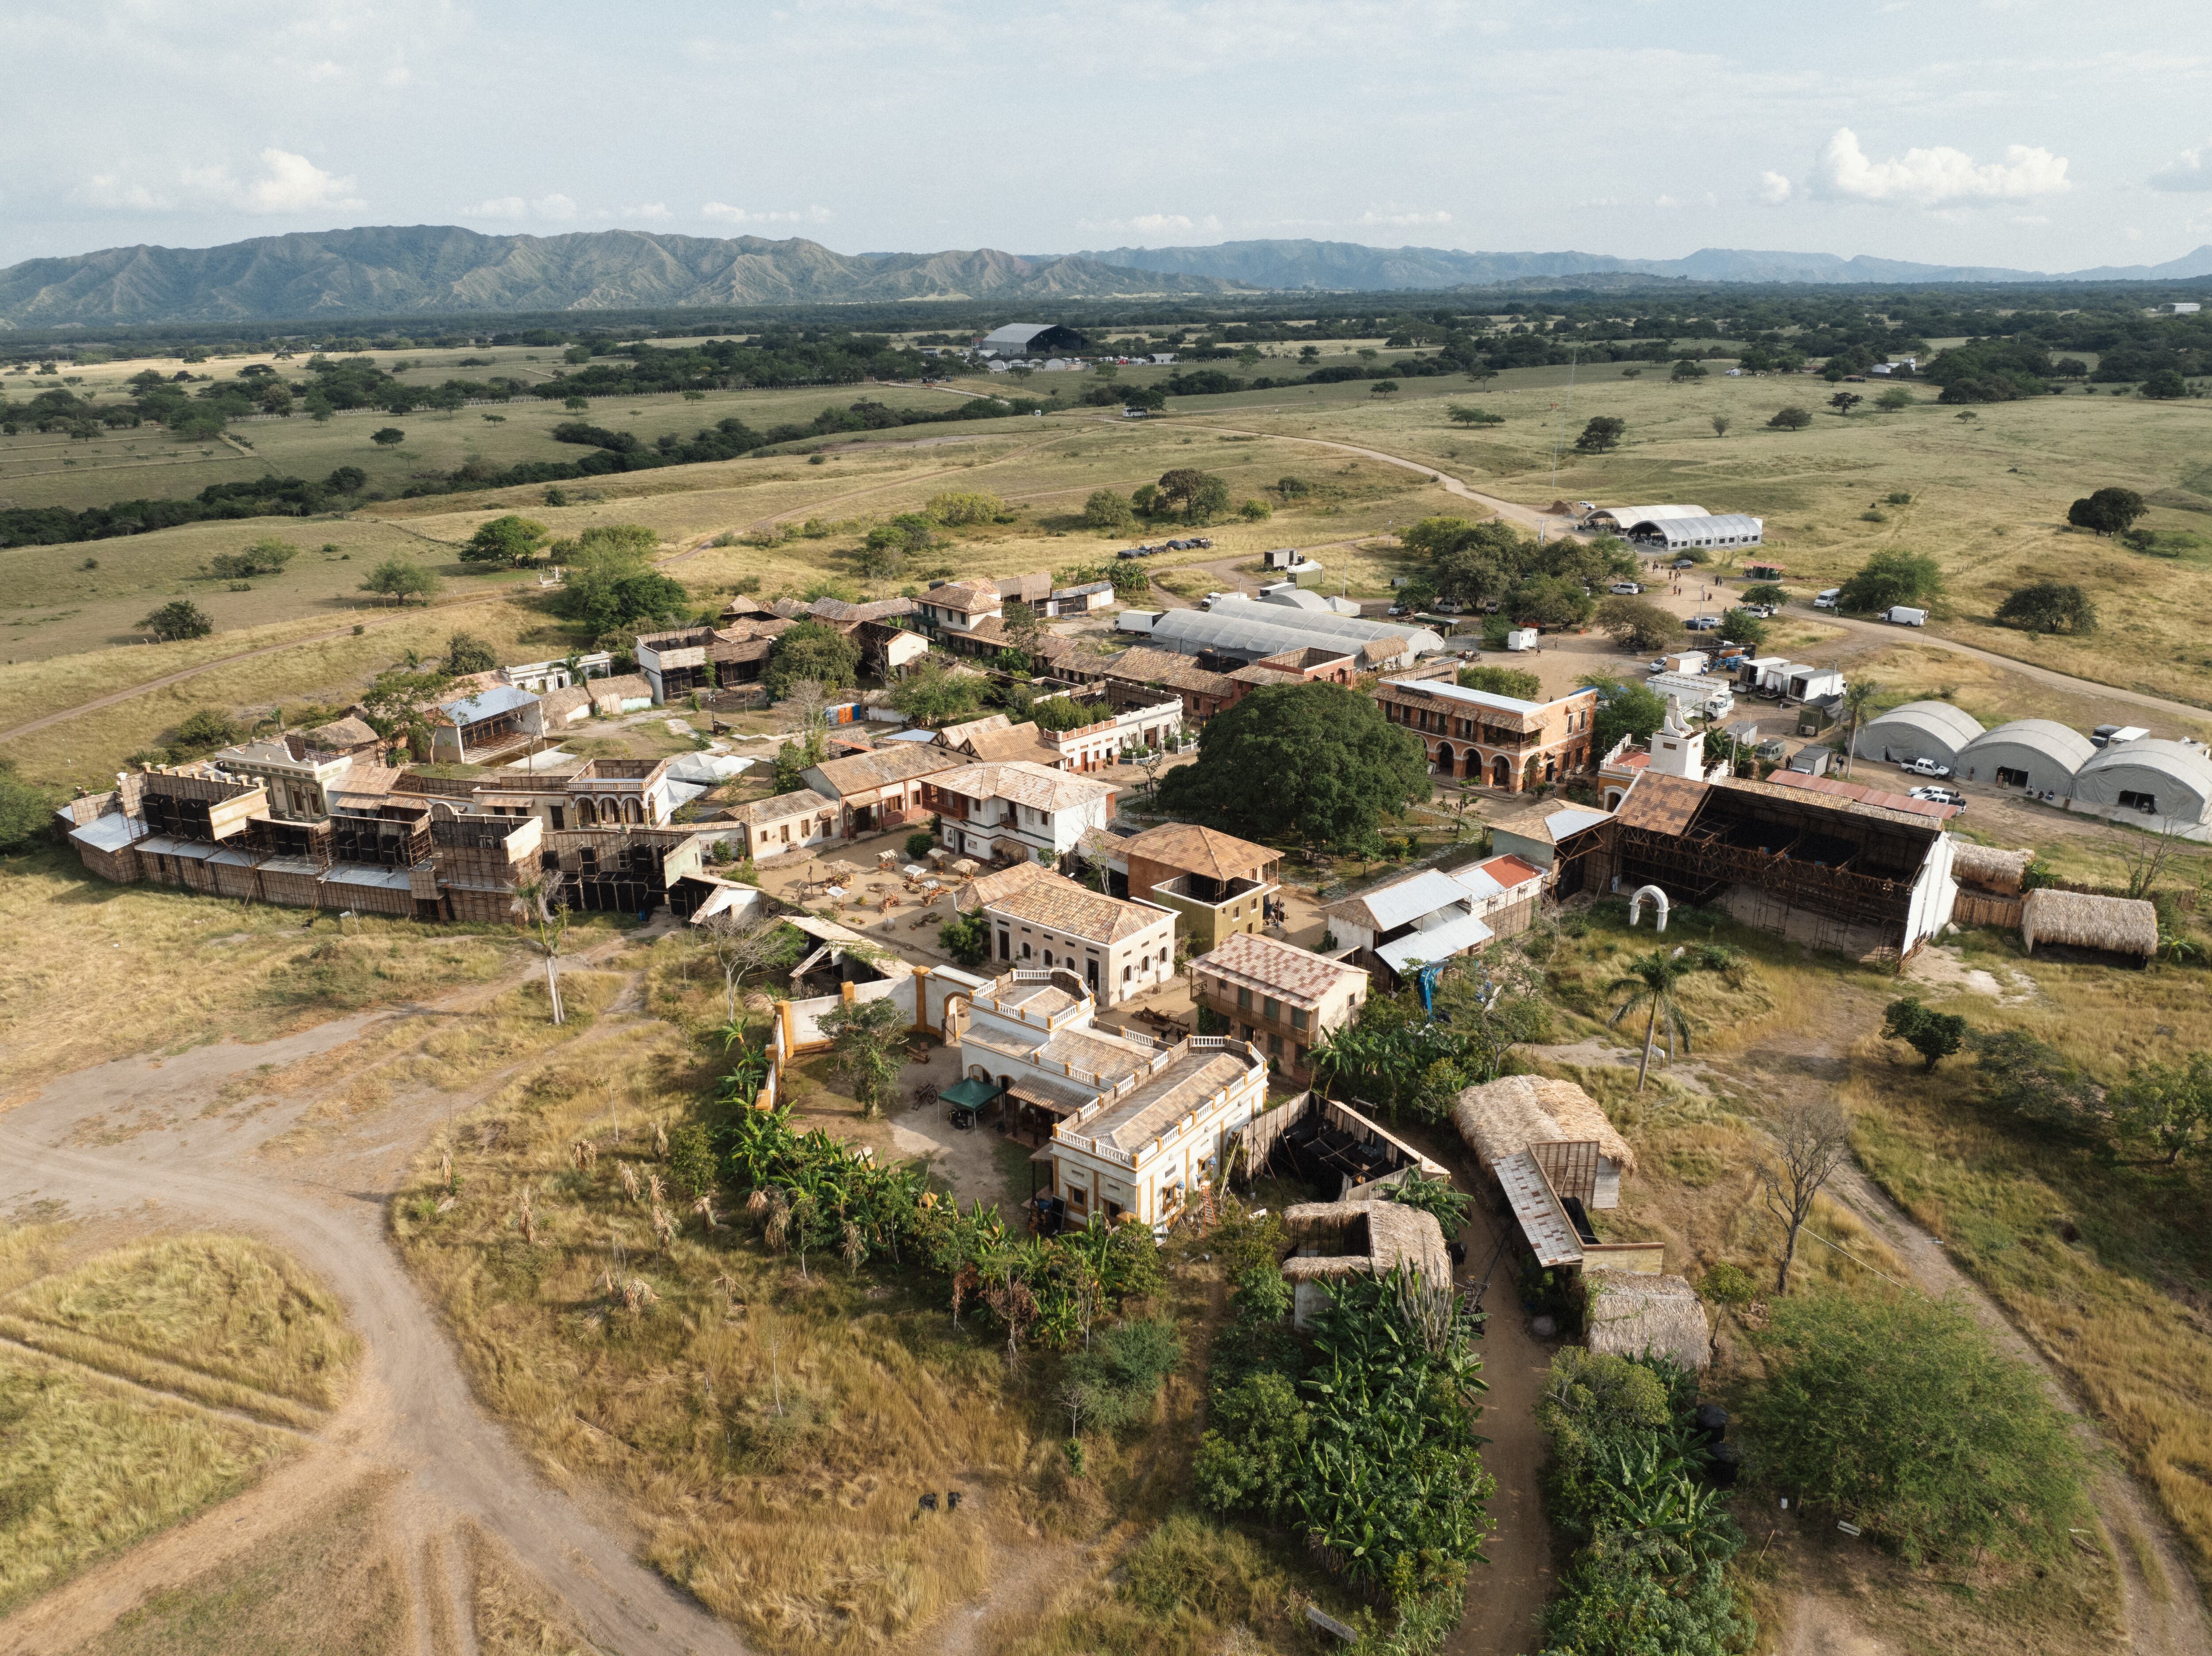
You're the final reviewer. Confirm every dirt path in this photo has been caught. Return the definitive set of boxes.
[0,956,752,1656]
[1194,420,1554,535]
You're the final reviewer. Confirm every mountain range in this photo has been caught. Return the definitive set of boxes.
[0,226,1237,328]
[1073,238,2212,290]
[2,226,2209,327]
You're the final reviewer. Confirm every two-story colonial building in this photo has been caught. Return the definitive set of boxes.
[920,761,1119,868]
[1375,676,1600,792]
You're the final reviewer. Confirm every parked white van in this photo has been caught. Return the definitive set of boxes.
[1813,588,1842,610]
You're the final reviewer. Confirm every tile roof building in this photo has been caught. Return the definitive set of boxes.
[1106,822,1282,953]
[1189,932,1368,1081]
[801,741,962,837]
[920,760,1120,867]
[720,789,838,859]
[1375,675,1601,793]
[981,872,1177,1006]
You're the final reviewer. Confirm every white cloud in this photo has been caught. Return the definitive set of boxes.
[1357,208,1451,227]
[88,149,361,215]
[630,202,671,221]
[701,202,833,225]
[534,193,578,221]
[1654,195,1681,209]
[1759,170,1793,204]
[2150,142,2212,193]
[471,196,529,218]
[1813,126,2069,206]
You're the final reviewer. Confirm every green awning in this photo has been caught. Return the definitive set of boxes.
[941,1077,1001,1109]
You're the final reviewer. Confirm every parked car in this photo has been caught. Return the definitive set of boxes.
[1813,588,1841,610]
[1609,582,1644,595]
[1192,537,1213,548]
[1684,615,1721,632]
[1898,756,1952,779]
[1909,785,1965,809]
[1672,557,1698,569]
[1739,603,1777,618]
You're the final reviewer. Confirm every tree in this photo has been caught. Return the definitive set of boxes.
[1156,468,1232,525]
[1001,600,1044,658]
[1606,949,1697,1090]
[1573,415,1626,454]
[1875,386,1914,411]
[928,490,1003,524]
[888,657,983,727]
[1709,414,1732,437]
[1747,1292,2088,1562]
[1755,1095,1852,1294]
[1082,488,1135,531]
[1836,549,1941,614]
[357,663,455,755]
[2067,487,2147,537]
[1828,391,1863,416]
[1370,379,1400,396]
[1839,678,1880,778]
[1994,581,2097,636]
[765,621,860,697]
[1671,359,1708,380]
[1881,996,1966,1072]
[1156,681,1429,853]
[0,761,51,855]
[1457,664,1541,700]
[462,514,550,567]
[512,876,571,1025]
[1767,405,1812,430]
[699,912,795,1024]
[445,631,498,675]
[1580,675,1669,756]
[141,599,213,641]
[1718,606,1768,651]
[938,908,990,967]
[359,556,441,605]
[370,426,405,445]
[817,995,907,1119]
[1740,582,1788,607]
[171,708,239,752]
[206,537,298,580]
[2111,1054,2212,1165]
[1448,404,1504,426]
[1591,595,1679,654]
[1969,1029,2104,1138]
[2142,369,2189,400]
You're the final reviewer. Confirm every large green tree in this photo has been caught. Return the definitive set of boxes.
[1836,548,1942,614]
[358,557,441,605]
[461,514,550,567]
[766,621,861,697]
[1578,675,1669,757]
[0,761,51,854]
[1156,681,1429,851]
[1994,581,2097,636]
[2066,487,2147,537]
[140,599,213,641]
[1593,595,1680,653]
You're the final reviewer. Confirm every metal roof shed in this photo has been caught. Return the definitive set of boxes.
[1958,720,2095,797]
[1854,700,1985,770]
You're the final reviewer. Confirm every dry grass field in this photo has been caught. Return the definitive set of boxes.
[0,1223,358,1619]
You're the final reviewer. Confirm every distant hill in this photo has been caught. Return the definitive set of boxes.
[0,226,1243,326]
[1073,238,2212,291]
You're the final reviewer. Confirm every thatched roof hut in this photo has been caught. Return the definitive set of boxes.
[1279,1202,1450,1287]
[2020,887,2158,961]
[1583,1270,1712,1371]
[1952,843,2034,895]
[1454,1075,1637,1177]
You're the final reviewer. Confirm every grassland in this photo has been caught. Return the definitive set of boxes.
[0,1222,361,1618]
[59,1475,410,1656]
[0,844,575,1100]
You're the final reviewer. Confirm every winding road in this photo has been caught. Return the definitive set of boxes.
[0,941,752,1656]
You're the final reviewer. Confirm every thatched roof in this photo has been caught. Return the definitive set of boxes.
[1583,1271,1711,1371]
[1278,1202,1450,1285]
[1952,843,2033,895]
[2021,887,2158,958]
[1453,1075,1637,1176]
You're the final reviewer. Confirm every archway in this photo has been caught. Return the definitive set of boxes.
[1490,755,1511,788]
[1435,744,1455,778]
[623,797,643,824]
[574,797,597,826]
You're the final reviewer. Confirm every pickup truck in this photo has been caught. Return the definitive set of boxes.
[1898,757,1952,779]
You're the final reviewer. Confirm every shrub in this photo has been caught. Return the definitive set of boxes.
[1766,406,1812,430]
[1880,995,1966,1071]
[1969,1029,2104,1136]
[1747,1293,2088,1562]
[1836,548,1941,613]
[1995,580,2097,636]
[1447,405,1504,426]
[927,490,1003,525]
[1456,664,1541,700]
[937,909,989,967]
[0,761,52,853]
[904,831,936,861]
[668,1123,717,1198]
[172,708,240,751]
[1082,488,1135,531]
[140,598,213,641]
[370,426,405,446]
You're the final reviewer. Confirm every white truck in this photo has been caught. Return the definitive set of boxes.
[1884,606,1928,627]
[1504,627,1542,652]
[1813,588,1841,610]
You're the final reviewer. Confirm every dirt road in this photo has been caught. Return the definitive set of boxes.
[0,946,752,1656]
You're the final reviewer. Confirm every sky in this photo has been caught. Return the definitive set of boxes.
[5,0,2211,272]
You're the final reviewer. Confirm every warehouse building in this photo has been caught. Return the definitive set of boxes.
[2071,739,2212,828]
[1957,720,2097,799]
[1853,700,1986,772]
[1129,597,1443,667]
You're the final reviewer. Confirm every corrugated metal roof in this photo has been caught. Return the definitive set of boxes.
[1200,595,1442,652]
[1758,769,1959,821]
[1326,868,1469,932]
[1496,1151,1583,1267]
[1860,700,1985,753]
[1376,911,1495,974]
[442,684,539,723]
[69,813,146,854]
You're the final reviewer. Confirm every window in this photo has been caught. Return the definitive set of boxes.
[1122,964,1133,984]
[1066,1183,1088,1214]
[1268,1034,1283,1056]
[1290,1007,1309,1031]
[1237,986,1251,1011]
[1021,942,1033,959]
[1262,996,1279,1021]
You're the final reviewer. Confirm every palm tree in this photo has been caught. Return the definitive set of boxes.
[1607,949,1695,1091]
[1839,678,1881,779]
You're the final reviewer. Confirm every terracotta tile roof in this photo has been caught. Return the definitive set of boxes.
[1612,773,1709,834]
[1257,646,1354,672]
[1101,647,1236,698]
[1228,663,1305,687]
[810,596,916,624]
[963,724,1066,766]
[997,572,1052,602]
[923,579,1001,614]
[930,760,1117,814]
[1479,853,1546,889]
[310,713,381,751]
[984,872,1168,943]
[1120,822,1276,882]
[1085,1047,1256,1153]
[957,859,1057,912]
[726,788,833,826]
[939,713,1013,746]
[806,742,961,798]
[1193,932,1366,1008]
